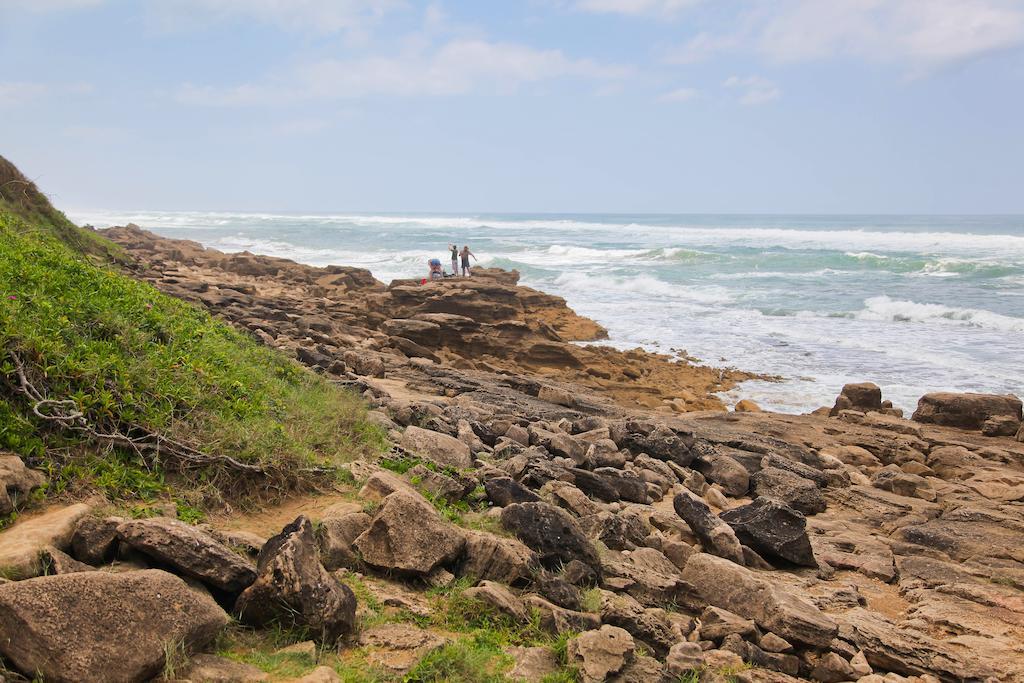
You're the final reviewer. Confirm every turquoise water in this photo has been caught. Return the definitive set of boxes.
[71,210,1024,414]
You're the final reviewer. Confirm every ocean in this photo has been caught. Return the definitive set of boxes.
[70,210,1024,415]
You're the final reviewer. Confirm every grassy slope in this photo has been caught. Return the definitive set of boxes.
[0,159,385,511]
[0,154,125,261]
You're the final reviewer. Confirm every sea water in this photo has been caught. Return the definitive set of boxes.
[70,211,1024,414]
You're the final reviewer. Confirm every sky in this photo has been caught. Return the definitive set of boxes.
[1,0,1023,214]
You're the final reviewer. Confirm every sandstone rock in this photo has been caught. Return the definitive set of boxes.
[682,553,837,648]
[358,623,448,674]
[70,515,122,565]
[179,654,269,682]
[699,605,757,641]
[594,467,650,503]
[484,476,540,506]
[359,469,418,501]
[342,349,385,377]
[849,651,873,677]
[571,467,623,502]
[608,653,670,683]
[870,466,935,502]
[981,414,1020,437]
[600,590,679,657]
[542,480,601,517]
[117,517,256,593]
[568,625,635,683]
[39,545,94,574]
[760,632,793,653]
[399,425,473,469]
[235,516,357,643]
[912,392,1022,430]
[464,580,530,623]
[532,573,581,610]
[0,503,91,579]
[538,384,577,407]
[666,641,704,676]
[761,453,830,488]
[831,383,883,416]
[407,464,469,503]
[458,529,536,584]
[507,645,561,681]
[291,666,343,683]
[720,498,817,567]
[525,594,601,634]
[354,490,465,575]
[752,466,826,515]
[601,547,697,607]
[0,453,45,515]
[700,455,750,497]
[673,489,745,564]
[317,510,371,571]
[530,426,586,463]
[812,652,856,683]
[500,501,601,577]
[735,399,763,413]
[0,569,227,683]
[618,424,695,467]
[578,510,649,551]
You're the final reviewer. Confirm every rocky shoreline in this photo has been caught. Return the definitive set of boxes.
[1,223,1022,682]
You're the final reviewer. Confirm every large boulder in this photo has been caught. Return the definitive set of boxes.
[117,517,256,593]
[672,489,744,564]
[0,503,91,579]
[500,501,601,577]
[698,455,750,497]
[0,569,228,683]
[0,453,45,515]
[912,392,1022,431]
[830,382,882,416]
[751,467,826,515]
[317,510,372,571]
[720,498,817,567]
[567,625,636,683]
[682,553,837,648]
[617,424,694,467]
[354,490,465,575]
[458,530,536,584]
[70,515,122,565]
[399,425,473,469]
[235,516,357,643]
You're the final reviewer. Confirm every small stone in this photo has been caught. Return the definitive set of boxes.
[568,625,635,683]
[812,652,856,683]
[666,641,704,676]
[849,651,872,677]
[759,632,793,653]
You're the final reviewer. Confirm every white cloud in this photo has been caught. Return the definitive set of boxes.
[757,0,1024,68]
[723,75,780,105]
[153,0,405,35]
[0,81,93,107]
[177,39,629,104]
[0,0,103,11]
[662,31,740,64]
[574,0,701,16]
[664,0,1024,72]
[659,86,699,102]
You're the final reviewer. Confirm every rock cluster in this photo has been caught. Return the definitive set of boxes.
[2,229,1020,682]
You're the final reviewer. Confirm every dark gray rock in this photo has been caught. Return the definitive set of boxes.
[484,477,541,506]
[751,467,826,515]
[672,489,744,565]
[720,498,817,567]
[500,502,601,578]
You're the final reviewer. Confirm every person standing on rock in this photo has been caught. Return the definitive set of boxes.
[460,245,476,276]
[449,243,459,276]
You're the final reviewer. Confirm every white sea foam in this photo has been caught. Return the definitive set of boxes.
[854,296,1024,332]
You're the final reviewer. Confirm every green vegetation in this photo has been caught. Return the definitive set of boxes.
[0,154,125,261]
[0,211,386,507]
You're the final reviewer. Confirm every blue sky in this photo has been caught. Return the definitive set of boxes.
[2,0,1023,213]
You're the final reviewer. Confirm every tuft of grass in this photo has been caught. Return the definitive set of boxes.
[0,214,387,507]
[403,633,511,683]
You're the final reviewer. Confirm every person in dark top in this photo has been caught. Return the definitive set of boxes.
[460,245,476,276]
[449,244,459,276]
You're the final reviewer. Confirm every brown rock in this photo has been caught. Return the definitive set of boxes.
[400,425,473,469]
[0,503,91,579]
[0,569,228,683]
[117,517,256,593]
[179,654,269,682]
[0,453,45,515]
[354,490,465,575]
[235,516,357,643]
[568,625,636,683]
[912,392,1022,430]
